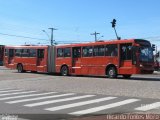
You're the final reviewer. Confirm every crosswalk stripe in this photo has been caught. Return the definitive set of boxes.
[0,92,57,101]
[69,99,140,115]
[0,88,13,91]
[0,91,37,97]
[45,97,117,112]
[0,89,23,93]
[135,102,160,111]
[6,93,75,104]
[24,95,95,107]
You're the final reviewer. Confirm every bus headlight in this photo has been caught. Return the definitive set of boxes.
[140,64,143,67]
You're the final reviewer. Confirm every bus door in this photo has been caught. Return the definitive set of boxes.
[72,47,81,75]
[37,49,46,72]
[8,49,14,65]
[119,43,133,74]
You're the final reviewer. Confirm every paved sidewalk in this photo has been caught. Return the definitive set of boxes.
[154,71,160,74]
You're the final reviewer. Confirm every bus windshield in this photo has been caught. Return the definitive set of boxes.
[139,46,153,62]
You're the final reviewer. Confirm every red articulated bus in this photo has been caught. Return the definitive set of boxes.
[0,45,4,66]
[4,39,154,78]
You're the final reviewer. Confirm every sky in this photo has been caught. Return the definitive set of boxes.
[0,0,160,50]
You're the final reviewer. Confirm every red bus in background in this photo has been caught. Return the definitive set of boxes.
[154,52,160,71]
[4,39,154,78]
[0,45,4,66]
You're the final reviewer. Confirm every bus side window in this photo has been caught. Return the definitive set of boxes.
[57,48,63,57]
[30,49,36,57]
[106,44,118,56]
[15,49,22,57]
[21,49,29,57]
[38,49,44,58]
[5,49,9,56]
[93,47,98,56]
[94,45,105,56]
[64,48,71,57]
[73,47,81,58]
[98,45,105,56]
[82,46,93,57]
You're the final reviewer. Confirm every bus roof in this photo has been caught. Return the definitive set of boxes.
[4,39,151,49]
[5,45,49,49]
[56,39,150,47]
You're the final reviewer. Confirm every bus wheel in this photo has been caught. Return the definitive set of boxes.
[123,75,131,79]
[107,66,117,78]
[17,64,24,73]
[61,66,69,76]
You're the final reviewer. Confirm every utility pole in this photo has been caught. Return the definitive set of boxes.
[48,28,58,45]
[90,31,100,41]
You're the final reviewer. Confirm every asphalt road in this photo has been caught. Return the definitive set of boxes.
[0,66,160,120]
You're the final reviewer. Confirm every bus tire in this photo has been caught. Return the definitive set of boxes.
[123,75,131,79]
[17,64,24,73]
[61,66,69,76]
[107,66,117,78]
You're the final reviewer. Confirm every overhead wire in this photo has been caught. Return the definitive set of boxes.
[0,30,160,45]
[0,32,47,41]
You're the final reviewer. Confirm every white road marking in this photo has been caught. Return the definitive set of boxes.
[24,95,95,107]
[6,93,75,104]
[135,102,160,111]
[69,99,140,115]
[0,88,13,91]
[45,97,117,112]
[0,89,23,93]
[0,92,57,100]
[0,91,37,97]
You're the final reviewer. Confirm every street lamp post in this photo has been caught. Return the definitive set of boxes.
[42,30,50,39]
